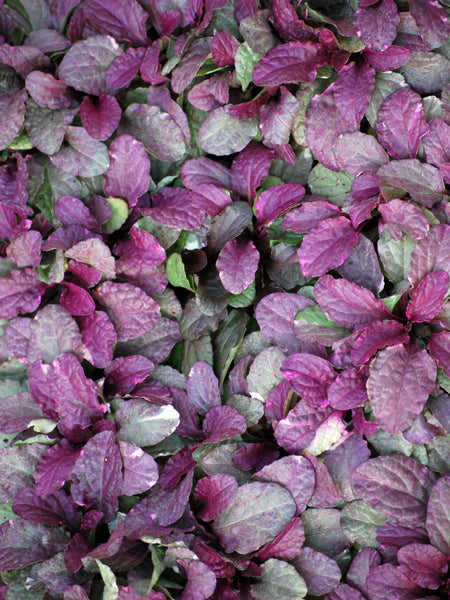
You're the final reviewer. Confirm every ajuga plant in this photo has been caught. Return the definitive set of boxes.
[0,0,449,598]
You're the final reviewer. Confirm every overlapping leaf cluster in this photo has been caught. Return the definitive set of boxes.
[0,0,449,599]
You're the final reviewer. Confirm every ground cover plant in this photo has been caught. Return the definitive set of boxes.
[0,0,449,598]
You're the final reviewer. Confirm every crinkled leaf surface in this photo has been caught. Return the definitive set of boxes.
[115,400,180,447]
[250,558,307,600]
[217,239,259,294]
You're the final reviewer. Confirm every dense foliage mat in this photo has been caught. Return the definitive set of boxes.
[0,0,449,598]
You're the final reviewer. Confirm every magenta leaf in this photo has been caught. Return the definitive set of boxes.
[213,481,296,554]
[298,217,358,278]
[104,355,154,396]
[333,132,388,176]
[274,402,335,453]
[376,88,429,159]
[35,439,82,498]
[368,344,437,433]
[252,41,327,87]
[333,62,375,130]
[118,441,159,496]
[314,275,391,330]
[25,70,72,109]
[354,0,399,52]
[428,332,450,377]
[104,134,150,206]
[425,473,450,554]
[60,283,95,317]
[253,455,315,514]
[106,47,145,90]
[194,474,238,521]
[255,517,305,561]
[408,223,450,285]
[352,454,436,526]
[377,159,445,207]
[378,198,430,240]
[66,238,115,279]
[408,0,450,50]
[366,563,422,600]
[397,543,448,589]
[293,547,341,595]
[281,353,336,406]
[79,310,117,369]
[255,183,305,226]
[186,361,221,416]
[83,0,149,45]
[283,201,341,234]
[327,368,368,410]
[71,430,122,522]
[211,31,240,66]
[79,94,121,141]
[6,229,42,268]
[350,321,410,366]
[202,406,247,443]
[216,239,259,294]
[230,142,274,200]
[0,268,48,319]
[94,281,161,341]
[12,485,81,529]
[406,270,449,322]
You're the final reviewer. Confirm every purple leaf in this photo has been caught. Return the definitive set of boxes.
[83,0,149,45]
[368,344,437,433]
[71,430,122,522]
[408,224,450,285]
[350,321,410,366]
[326,367,368,410]
[94,281,160,341]
[428,332,450,377]
[0,391,44,434]
[12,485,81,529]
[408,0,450,49]
[426,473,450,554]
[255,292,314,352]
[25,101,77,155]
[211,31,240,66]
[194,474,238,521]
[0,268,48,319]
[363,46,411,71]
[66,238,115,279]
[326,583,365,600]
[171,38,212,94]
[333,62,375,129]
[115,400,180,446]
[35,439,82,498]
[182,156,231,190]
[378,198,430,240]
[252,41,327,87]
[187,361,221,415]
[55,196,98,230]
[323,432,371,501]
[203,406,247,443]
[354,0,400,52]
[337,234,384,295]
[159,447,195,490]
[187,72,230,111]
[0,90,28,150]
[366,563,421,600]
[58,35,122,95]
[230,142,274,200]
[255,517,305,561]
[79,94,121,141]
[6,230,42,268]
[104,134,150,207]
[260,86,299,149]
[406,270,449,322]
[120,103,186,161]
[314,275,391,330]
[105,355,154,396]
[198,106,258,156]
[274,402,334,453]
[143,188,205,230]
[281,353,336,407]
[118,441,158,496]
[60,283,95,317]
[346,548,381,597]
[307,455,340,509]
[255,183,305,226]
[333,132,389,176]
[0,44,50,78]
[253,456,315,514]
[217,239,259,294]
[293,547,341,595]
[377,159,445,207]
[283,201,341,234]
[25,70,72,109]
[305,89,354,171]
[352,454,436,526]
[213,481,296,554]
[397,543,448,589]
[106,47,145,89]
[79,310,117,369]
[298,217,358,278]
[422,118,450,168]
[176,558,217,600]
[117,317,181,364]
[50,126,110,177]
[0,519,69,571]
[376,88,429,159]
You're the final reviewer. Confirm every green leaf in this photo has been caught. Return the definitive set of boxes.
[166,253,197,292]
[229,281,256,308]
[0,502,17,525]
[251,559,307,600]
[341,500,387,548]
[438,367,450,393]
[104,197,129,234]
[5,0,31,27]
[94,560,119,600]
[235,42,263,91]
[8,131,33,150]
[296,304,336,326]
[34,169,55,224]
[214,309,250,387]
[308,164,353,207]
